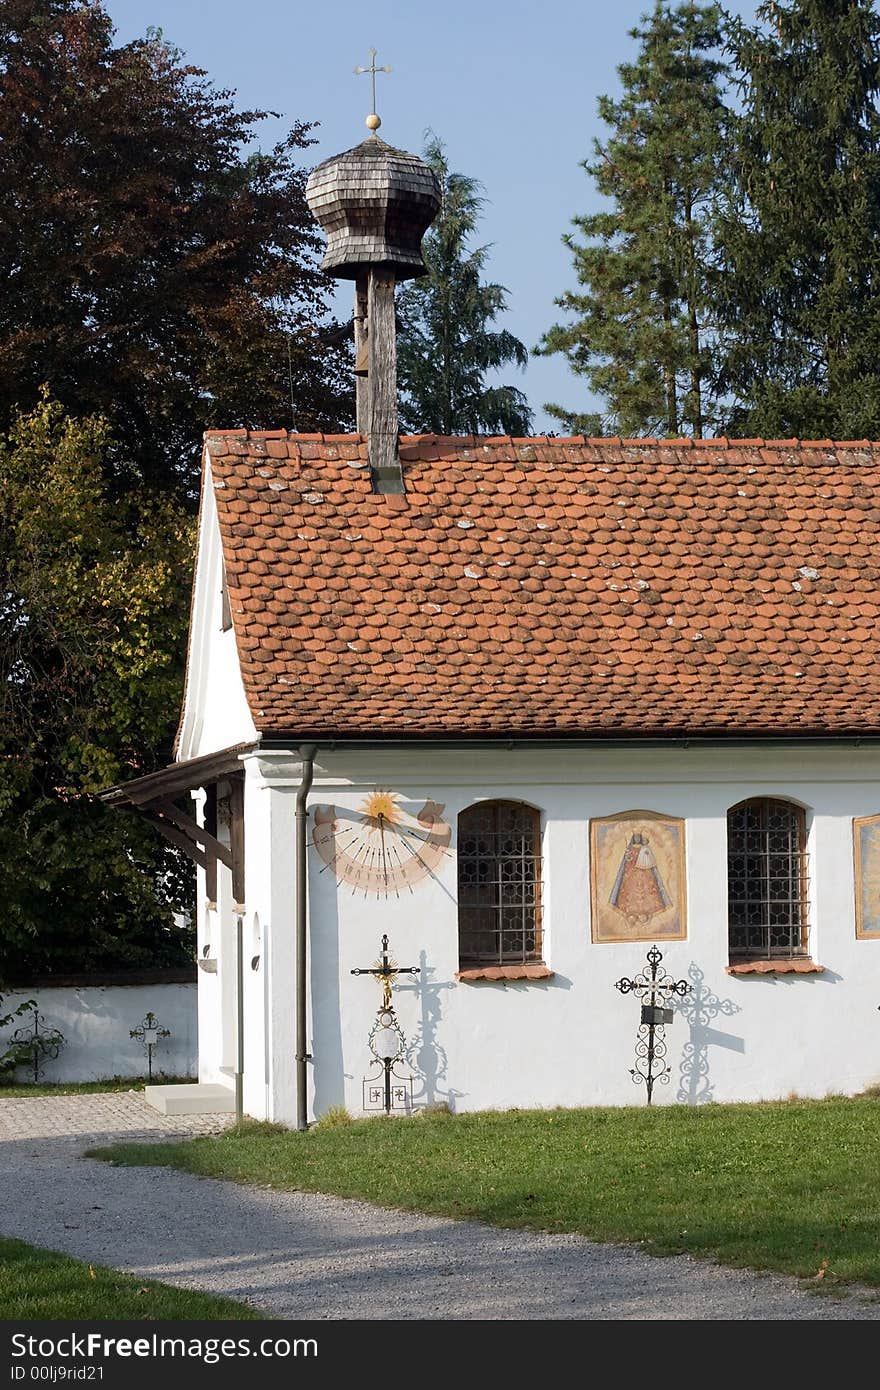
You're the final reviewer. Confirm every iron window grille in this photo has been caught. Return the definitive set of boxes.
[727,798,809,959]
[457,800,543,966]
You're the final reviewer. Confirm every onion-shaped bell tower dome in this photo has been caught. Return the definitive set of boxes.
[305,136,441,282]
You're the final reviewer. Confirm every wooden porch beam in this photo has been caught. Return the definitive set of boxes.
[143,812,208,871]
[155,797,233,870]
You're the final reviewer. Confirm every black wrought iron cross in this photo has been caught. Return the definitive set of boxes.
[615,945,690,1104]
[351,935,419,1114]
[130,1010,170,1082]
[11,1010,64,1084]
[351,933,419,1011]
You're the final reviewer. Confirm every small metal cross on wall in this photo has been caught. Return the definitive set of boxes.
[354,47,391,128]
[351,934,419,1113]
[614,945,690,1104]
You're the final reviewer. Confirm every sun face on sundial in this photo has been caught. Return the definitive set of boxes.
[311,789,451,898]
[362,789,401,829]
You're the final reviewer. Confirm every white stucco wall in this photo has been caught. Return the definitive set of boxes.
[1,984,196,1082]
[177,462,255,762]
[194,744,880,1122]
[308,745,880,1116]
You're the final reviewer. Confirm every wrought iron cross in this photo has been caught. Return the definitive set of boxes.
[351,933,419,1010]
[615,945,690,1104]
[130,1010,170,1082]
[11,1010,64,1084]
[351,934,419,1114]
[354,47,391,119]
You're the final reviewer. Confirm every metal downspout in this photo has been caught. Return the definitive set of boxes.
[295,744,317,1130]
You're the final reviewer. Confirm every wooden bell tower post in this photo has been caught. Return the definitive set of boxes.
[306,53,441,493]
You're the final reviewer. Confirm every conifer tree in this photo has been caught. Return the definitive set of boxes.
[397,137,532,436]
[538,2,728,438]
[717,0,880,438]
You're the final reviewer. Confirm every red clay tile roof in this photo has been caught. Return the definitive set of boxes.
[202,431,880,739]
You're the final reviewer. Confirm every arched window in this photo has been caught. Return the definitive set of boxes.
[727,798,808,960]
[457,801,543,967]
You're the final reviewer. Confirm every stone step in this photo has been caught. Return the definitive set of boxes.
[144,1083,235,1115]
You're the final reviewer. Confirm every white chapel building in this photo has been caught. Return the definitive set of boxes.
[107,127,880,1126]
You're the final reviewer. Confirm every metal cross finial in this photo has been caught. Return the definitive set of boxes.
[354,47,391,130]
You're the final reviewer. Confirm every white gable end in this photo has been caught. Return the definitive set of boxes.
[177,452,256,761]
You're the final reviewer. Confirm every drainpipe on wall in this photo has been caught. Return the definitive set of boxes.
[235,912,244,1124]
[295,744,317,1131]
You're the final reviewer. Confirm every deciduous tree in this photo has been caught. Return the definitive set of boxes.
[0,397,193,978]
[0,0,351,499]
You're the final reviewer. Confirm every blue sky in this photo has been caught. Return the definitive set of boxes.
[107,1,760,433]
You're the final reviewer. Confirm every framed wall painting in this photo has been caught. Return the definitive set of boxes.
[590,810,687,944]
[853,814,880,939]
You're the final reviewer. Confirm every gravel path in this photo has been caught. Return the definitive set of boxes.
[1,1092,878,1320]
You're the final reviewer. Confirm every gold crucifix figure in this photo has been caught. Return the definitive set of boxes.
[354,47,391,131]
[351,933,418,1010]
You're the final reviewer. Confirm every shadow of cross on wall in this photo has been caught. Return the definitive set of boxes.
[674,963,744,1105]
[399,951,462,1111]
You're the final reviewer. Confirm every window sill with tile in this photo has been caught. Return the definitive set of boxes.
[456,963,554,983]
[726,959,825,976]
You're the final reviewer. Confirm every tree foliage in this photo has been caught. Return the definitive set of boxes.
[0,398,194,979]
[0,0,352,499]
[397,136,532,436]
[717,0,880,438]
[539,2,728,438]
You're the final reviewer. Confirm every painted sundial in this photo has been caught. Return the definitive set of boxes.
[311,790,451,897]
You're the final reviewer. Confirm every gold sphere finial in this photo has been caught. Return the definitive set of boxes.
[365,112,381,131]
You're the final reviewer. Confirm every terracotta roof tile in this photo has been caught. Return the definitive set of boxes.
[196,432,880,738]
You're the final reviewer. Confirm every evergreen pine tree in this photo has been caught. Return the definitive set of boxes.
[717,0,880,438]
[396,136,532,436]
[538,2,728,438]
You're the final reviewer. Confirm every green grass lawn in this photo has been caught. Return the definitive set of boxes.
[0,1076,194,1098]
[0,1237,259,1319]
[93,1097,880,1292]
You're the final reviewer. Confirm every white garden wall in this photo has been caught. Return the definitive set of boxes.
[1,982,196,1083]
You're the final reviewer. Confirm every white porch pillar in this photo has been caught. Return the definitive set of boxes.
[241,750,314,1126]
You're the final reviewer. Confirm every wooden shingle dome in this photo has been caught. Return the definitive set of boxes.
[305,136,441,282]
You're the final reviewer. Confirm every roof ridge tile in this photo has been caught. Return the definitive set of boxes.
[206,430,880,450]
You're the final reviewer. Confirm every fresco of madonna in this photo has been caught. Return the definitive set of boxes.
[590,810,687,944]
